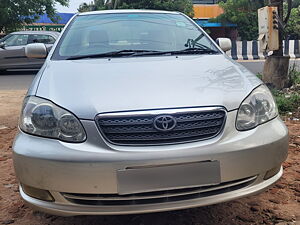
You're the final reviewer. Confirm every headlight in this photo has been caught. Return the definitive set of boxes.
[236,85,278,131]
[19,96,86,142]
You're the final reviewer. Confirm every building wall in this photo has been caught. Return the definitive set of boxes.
[19,13,74,33]
[193,4,223,19]
[193,4,237,40]
[23,23,65,32]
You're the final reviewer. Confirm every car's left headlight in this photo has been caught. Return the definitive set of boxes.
[236,85,278,131]
[19,96,86,143]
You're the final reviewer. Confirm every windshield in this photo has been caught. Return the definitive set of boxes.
[0,34,11,43]
[52,12,220,60]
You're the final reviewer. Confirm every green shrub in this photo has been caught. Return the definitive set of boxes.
[256,73,263,80]
[289,64,300,85]
[271,89,300,114]
[259,66,300,115]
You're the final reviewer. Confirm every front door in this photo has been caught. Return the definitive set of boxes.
[0,34,29,69]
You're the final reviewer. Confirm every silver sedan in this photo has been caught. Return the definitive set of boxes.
[13,10,288,216]
[0,31,59,72]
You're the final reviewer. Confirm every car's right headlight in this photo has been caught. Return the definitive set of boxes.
[236,85,278,131]
[19,96,86,143]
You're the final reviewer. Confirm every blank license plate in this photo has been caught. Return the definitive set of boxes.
[117,161,221,195]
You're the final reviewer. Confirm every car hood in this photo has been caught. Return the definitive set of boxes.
[36,55,262,120]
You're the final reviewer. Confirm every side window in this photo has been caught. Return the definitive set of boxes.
[29,35,56,44]
[4,35,29,47]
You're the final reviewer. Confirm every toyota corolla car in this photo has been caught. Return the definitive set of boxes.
[13,10,288,216]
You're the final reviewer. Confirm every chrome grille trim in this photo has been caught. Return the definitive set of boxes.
[62,176,257,206]
[95,107,227,146]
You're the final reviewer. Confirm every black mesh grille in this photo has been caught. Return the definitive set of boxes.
[62,176,256,206]
[96,108,226,145]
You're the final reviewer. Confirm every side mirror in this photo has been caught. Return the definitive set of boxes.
[0,42,5,48]
[25,43,47,59]
[216,38,232,52]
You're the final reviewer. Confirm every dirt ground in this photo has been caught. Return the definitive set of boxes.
[0,90,299,225]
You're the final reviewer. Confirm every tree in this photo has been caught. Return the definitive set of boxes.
[285,5,300,39]
[214,0,297,41]
[292,0,300,8]
[78,0,106,12]
[0,0,69,33]
[78,0,194,17]
[213,0,267,40]
[117,0,194,17]
[263,0,292,89]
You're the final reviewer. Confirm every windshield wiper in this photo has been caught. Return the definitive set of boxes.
[132,48,219,56]
[169,48,219,55]
[66,48,219,60]
[65,50,161,60]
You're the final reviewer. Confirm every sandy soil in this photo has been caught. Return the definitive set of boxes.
[0,90,299,225]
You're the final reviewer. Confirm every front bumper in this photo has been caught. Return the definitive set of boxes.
[19,168,282,216]
[13,111,288,215]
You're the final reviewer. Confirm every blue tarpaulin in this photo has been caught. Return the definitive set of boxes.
[194,19,237,28]
[34,13,75,24]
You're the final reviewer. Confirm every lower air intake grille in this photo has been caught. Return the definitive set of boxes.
[96,107,226,145]
[62,176,256,206]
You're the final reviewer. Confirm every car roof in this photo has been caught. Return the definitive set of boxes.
[78,9,181,16]
[10,31,60,37]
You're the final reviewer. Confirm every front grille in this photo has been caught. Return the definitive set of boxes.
[96,107,226,145]
[62,176,256,206]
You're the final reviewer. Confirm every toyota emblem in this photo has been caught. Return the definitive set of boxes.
[153,115,177,131]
